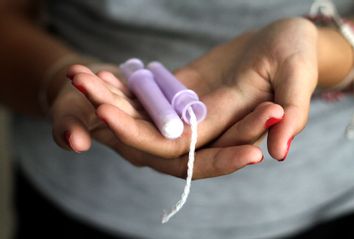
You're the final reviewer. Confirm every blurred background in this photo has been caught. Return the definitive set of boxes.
[0,107,13,239]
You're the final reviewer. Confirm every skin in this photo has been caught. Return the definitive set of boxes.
[0,1,353,179]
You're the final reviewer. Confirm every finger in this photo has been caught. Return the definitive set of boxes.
[268,58,317,160]
[52,114,92,153]
[115,140,264,179]
[68,64,117,101]
[213,102,284,147]
[51,83,95,153]
[96,103,189,158]
[193,145,263,179]
[96,71,143,111]
[71,72,115,106]
[96,70,132,97]
[171,145,264,179]
[66,64,93,79]
[267,106,299,161]
[68,64,133,101]
[147,145,263,179]
[71,72,141,118]
[68,64,131,97]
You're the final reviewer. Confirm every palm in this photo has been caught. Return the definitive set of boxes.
[174,17,318,157]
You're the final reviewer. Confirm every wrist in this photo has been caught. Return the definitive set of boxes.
[305,0,354,89]
[316,25,353,88]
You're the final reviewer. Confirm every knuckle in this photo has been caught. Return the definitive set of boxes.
[96,70,113,78]
[169,140,190,159]
[67,64,83,76]
[212,149,229,176]
[258,101,284,117]
[73,73,94,86]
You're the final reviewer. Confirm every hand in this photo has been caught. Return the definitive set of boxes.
[50,64,280,179]
[51,17,318,179]
[176,17,319,160]
[87,17,318,161]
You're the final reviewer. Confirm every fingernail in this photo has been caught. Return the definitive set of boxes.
[72,83,87,95]
[64,130,72,149]
[265,117,282,129]
[280,137,294,161]
[66,72,74,81]
[97,114,109,126]
[247,156,264,166]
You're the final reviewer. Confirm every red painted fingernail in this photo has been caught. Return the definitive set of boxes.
[66,72,74,81]
[280,137,294,161]
[101,118,108,125]
[265,117,282,129]
[72,83,87,95]
[64,130,72,149]
[97,115,109,126]
[247,156,264,166]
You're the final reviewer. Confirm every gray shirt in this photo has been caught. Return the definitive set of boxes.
[13,0,354,238]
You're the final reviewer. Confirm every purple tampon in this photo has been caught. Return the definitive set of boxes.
[120,59,184,139]
[147,62,207,124]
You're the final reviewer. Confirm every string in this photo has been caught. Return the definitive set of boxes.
[161,107,198,224]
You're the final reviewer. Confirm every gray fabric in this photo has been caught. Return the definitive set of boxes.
[13,0,354,238]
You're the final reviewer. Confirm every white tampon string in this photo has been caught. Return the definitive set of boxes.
[161,107,198,224]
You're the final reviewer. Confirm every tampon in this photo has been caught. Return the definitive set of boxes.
[147,62,207,124]
[120,59,184,139]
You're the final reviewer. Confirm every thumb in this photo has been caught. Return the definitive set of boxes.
[267,59,318,161]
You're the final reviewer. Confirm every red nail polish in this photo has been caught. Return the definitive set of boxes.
[64,131,72,149]
[265,117,282,129]
[97,115,109,126]
[101,118,109,125]
[66,72,74,81]
[280,137,294,161]
[247,156,264,166]
[72,83,87,95]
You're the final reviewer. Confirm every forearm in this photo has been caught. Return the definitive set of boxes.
[0,10,82,116]
[317,19,354,88]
